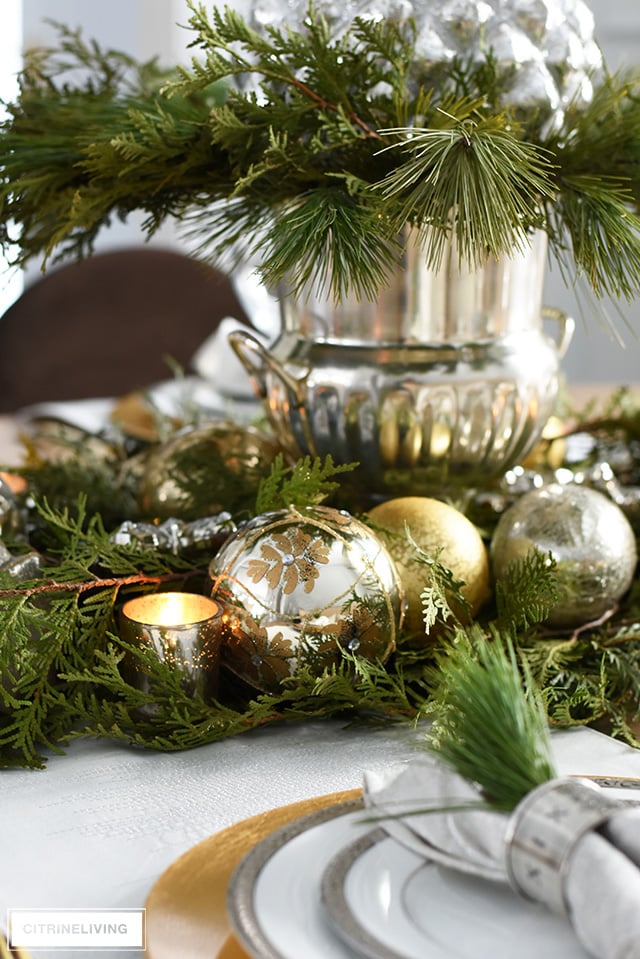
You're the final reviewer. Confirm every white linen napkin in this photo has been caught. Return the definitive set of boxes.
[364,756,640,959]
[190,316,265,399]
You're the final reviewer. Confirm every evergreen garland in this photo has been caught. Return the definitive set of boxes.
[2,3,640,302]
[1,389,640,770]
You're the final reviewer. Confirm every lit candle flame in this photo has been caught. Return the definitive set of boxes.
[122,592,220,628]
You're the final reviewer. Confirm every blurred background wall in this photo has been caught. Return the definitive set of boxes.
[544,0,640,383]
[8,0,640,383]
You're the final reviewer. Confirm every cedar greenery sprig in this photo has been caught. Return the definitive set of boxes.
[254,452,357,512]
[3,3,640,303]
[60,650,427,756]
[494,548,559,634]
[519,625,640,743]
[0,19,227,267]
[404,528,472,635]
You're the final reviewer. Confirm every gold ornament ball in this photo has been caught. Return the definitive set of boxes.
[367,496,490,638]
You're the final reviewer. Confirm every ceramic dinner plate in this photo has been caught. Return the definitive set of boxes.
[227,798,590,959]
[320,776,640,959]
[227,799,367,959]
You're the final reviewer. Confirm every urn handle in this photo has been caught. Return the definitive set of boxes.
[228,330,307,406]
[542,307,575,359]
[227,329,317,457]
[227,329,272,400]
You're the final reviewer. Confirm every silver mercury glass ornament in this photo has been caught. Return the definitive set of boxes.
[209,505,404,691]
[490,483,638,628]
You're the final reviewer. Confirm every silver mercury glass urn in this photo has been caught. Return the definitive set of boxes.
[230,231,573,496]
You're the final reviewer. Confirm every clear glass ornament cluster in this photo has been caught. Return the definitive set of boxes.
[245,0,602,123]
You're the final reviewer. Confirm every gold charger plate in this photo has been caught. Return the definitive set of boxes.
[145,788,360,959]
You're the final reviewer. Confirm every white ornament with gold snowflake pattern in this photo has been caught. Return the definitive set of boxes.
[209,505,404,691]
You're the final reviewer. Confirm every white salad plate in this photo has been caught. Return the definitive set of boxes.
[320,827,588,959]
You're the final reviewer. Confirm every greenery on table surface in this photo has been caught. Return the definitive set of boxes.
[2,3,640,303]
[2,389,640,770]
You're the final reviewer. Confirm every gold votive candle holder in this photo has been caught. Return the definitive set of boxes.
[120,592,223,702]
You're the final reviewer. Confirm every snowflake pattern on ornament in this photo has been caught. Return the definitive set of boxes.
[246,528,331,594]
[210,505,403,691]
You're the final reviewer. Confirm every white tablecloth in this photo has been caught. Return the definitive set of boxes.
[3,720,425,957]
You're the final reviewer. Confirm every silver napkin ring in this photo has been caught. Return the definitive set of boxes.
[504,777,623,915]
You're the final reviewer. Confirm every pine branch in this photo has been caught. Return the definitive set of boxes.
[548,70,640,207]
[548,174,640,301]
[376,113,554,269]
[260,188,404,300]
[427,629,557,809]
[3,4,640,301]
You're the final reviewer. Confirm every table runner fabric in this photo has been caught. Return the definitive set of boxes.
[1,725,638,959]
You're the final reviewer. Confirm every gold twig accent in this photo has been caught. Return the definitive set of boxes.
[0,571,193,600]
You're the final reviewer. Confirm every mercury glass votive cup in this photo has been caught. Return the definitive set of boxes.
[120,592,223,702]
